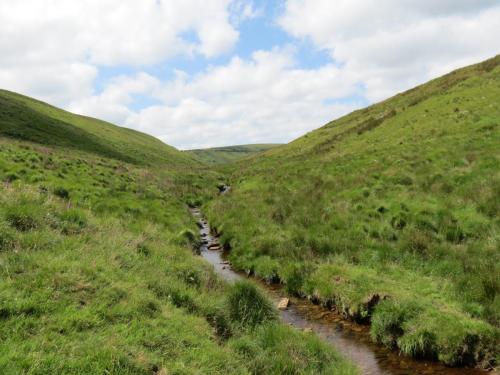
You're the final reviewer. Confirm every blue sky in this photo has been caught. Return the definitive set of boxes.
[95,0,339,112]
[1,0,499,149]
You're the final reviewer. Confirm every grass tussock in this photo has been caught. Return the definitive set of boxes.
[227,281,277,329]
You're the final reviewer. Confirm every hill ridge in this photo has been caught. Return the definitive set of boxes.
[0,89,196,167]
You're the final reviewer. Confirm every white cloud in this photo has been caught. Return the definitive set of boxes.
[2,1,499,150]
[0,63,97,107]
[230,1,264,25]
[0,0,238,66]
[0,0,239,105]
[68,73,161,125]
[279,0,500,100]
[113,48,363,149]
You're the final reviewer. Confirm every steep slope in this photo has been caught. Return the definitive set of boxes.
[206,55,500,368]
[0,89,196,166]
[186,144,282,165]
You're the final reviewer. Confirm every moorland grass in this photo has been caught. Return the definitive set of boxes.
[227,281,277,329]
[0,137,357,374]
[206,55,500,367]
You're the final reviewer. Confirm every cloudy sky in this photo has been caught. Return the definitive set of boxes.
[1,1,499,149]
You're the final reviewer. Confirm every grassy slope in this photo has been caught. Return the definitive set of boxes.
[186,144,282,165]
[0,96,356,373]
[206,56,500,367]
[0,89,196,167]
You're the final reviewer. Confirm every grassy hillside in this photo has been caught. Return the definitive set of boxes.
[186,144,282,165]
[0,96,356,373]
[206,55,500,368]
[0,89,196,167]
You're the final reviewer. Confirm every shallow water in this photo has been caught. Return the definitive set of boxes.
[190,208,488,375]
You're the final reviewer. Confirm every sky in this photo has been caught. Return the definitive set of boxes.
[1,1,499,150]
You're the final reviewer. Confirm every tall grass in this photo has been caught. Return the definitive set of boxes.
[0,138,357,374]
[205,55,500,368]
[227,281,277,329]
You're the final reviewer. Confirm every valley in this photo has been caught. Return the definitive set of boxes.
[186,144,282,165]
[204,55,500,369]
[0,56,498,374]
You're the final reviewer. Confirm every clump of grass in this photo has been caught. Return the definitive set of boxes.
[229,323,359,374]
[136,240,151,256]
[3,172,19,183]
[284,264,306,296]
[370,299,420,349]
[401,228,432,256]
[0,221,16,251]
[53,186,70,199]
[4,204,43,232]
[227,281,277,329]
[55,208,88,234]
[398,328,438,359]
[177,228,198,248]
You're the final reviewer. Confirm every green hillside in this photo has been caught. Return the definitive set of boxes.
[186,144,282,165]
[0,89,196,167]
[206,55,500,368]
[0,94,356,374]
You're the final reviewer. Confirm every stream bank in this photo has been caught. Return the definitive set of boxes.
[190,207,488,375]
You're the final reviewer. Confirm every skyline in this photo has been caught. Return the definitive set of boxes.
[1,0,499,149]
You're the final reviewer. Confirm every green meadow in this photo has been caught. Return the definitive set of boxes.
[1,55,499,373]
[0,94,356,374]
[205,56,500,367]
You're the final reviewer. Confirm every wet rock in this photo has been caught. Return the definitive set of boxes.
[208,244,221,250]
[277,298,289,310]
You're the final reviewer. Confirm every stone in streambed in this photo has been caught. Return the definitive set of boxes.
[277,298,289,310]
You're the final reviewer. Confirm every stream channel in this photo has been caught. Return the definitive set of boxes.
[190,207,488,375]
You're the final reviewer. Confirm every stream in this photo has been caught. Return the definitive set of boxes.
[190,207,488,375]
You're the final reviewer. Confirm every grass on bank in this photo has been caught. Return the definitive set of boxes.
[205,55,500,368]
[0,138,357,374]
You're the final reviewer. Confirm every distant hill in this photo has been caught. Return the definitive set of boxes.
[0,89,196,167]
[186,144,282,165]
